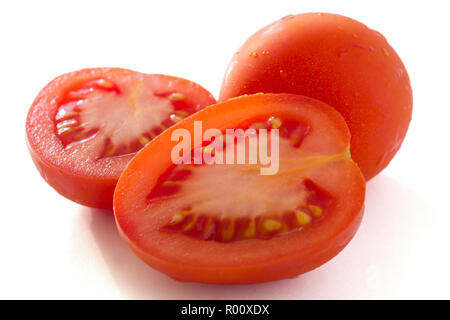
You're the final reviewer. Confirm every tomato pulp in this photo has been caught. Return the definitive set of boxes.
[26,68,216,209]
[114,94,366,284]
[220,13,413,180]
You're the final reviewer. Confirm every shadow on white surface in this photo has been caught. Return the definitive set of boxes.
[77,174,433,299]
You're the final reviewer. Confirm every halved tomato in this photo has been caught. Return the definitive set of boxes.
[114,94,366,284]
[26,68,216,209]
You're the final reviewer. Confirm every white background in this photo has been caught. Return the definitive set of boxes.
[1,0,449,299]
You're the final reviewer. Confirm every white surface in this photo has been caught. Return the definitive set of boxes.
[1,0,449,299]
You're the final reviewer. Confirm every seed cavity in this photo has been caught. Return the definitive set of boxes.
[169,92,185,101]
[157,173,331,243]
[150,118,329,243]
[174,110,189,117]
[244,219,256,238]
[183,215,198,232]
[138,135,150,146]
[104,145,117,158]
[55,80,193,158]
[308,204,323,217]
[96,79,114,88]
[68,88,94,99]
[221,219,235,241]
[263,219,281,232]
[268,117,282,129]
[169,212,185,226]
[170,114,184,123]
[162,181,179,188]
[176,164,195,171]
[295,210,311,226]
[158,174,332,242]
[162,201,326,242]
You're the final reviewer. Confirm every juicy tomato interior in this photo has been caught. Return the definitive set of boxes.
[26,68,216,208]
[151,116,334,243]
[114,94,366,284]
[55,76,198,158]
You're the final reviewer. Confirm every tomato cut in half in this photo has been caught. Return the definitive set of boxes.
[26,68,216,209]
[114,93,366,284]
[219,13,413,180]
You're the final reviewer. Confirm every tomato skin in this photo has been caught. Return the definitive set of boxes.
[219,13,413,180]
[118,206,364,284]
[26,68,216,209]
[114,93,366,284]
[27,142,117,209]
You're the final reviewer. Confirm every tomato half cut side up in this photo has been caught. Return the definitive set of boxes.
[114,94,366,284]
[26,68,216,209]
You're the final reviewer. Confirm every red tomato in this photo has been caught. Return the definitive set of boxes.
[114,94,365,284]
[26,68,216,209]
[219,13,413,180]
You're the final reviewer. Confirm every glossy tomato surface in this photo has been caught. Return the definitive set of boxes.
[114,94,366,284]
[220,13,413,180]
[26,68,216,209]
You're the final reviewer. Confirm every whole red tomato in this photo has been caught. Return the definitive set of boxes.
[220,13,413,180]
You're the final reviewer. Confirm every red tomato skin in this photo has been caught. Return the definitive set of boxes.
[26,68,216,209]
[118,206,364,284]
[114,93,366,284]
[27,143,117,209]
[219,13,413,180]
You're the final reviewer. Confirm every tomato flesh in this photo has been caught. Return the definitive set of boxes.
[114,94,366,284]
[152,117,334,243]
[26,68,216,209]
